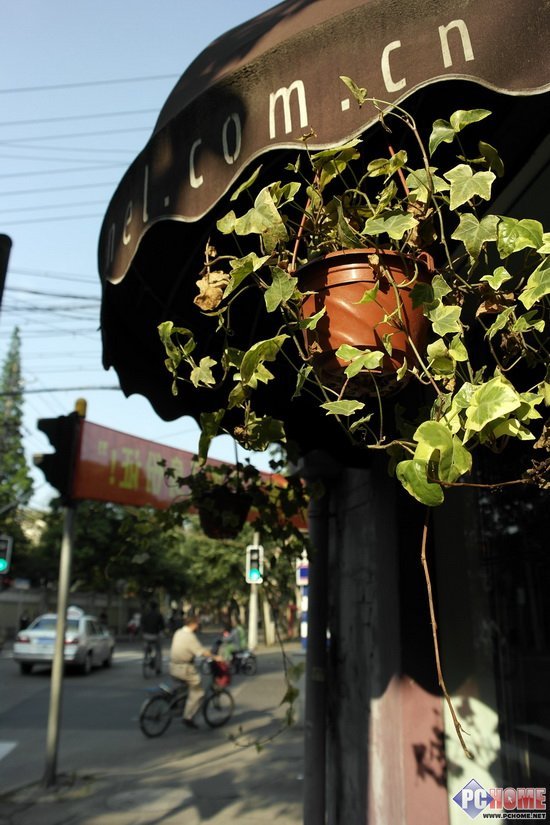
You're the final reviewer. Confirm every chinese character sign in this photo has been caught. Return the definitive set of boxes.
[72,421,196,509]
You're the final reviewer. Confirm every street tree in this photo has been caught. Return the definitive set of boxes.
[0,327,33,562]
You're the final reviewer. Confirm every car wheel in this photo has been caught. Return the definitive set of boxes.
[81,652,93,675]
[102,648,113,668]
[19,662,33,675]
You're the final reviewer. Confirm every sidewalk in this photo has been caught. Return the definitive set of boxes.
[0,728,304,824]
[0,643,306,825]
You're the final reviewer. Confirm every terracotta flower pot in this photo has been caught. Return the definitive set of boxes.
[197,487,251,539]
[299,248,434,392]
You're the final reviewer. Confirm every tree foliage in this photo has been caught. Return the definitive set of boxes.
[31,499,189,598]
[0,327,33,556]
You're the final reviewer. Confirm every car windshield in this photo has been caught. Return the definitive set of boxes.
[29,618,79,632]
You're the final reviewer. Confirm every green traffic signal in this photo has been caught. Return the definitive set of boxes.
[0,535,13,575]
[245,544,264,584]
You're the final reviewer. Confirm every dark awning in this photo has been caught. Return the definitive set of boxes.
[98,0,550,447]
[99,0,550,285]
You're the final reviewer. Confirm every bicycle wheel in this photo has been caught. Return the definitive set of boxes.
[241,656,257,676]
[142,647,155,679]
[139,694,173,737]
[202,688,234,728]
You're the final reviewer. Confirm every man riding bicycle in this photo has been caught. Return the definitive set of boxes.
[141,601,165,675]
[169,612,221,729]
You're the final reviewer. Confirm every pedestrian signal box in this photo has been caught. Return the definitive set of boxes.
[245,544,264,584]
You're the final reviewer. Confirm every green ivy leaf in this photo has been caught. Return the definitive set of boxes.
[497,217,544,257]
[426,303,462,336]
[190,356,217,388]
[451,213,499,260]
[520,262,550,309]
[429,109,491,155]
[300,306,326,330]
[356,282,379,304]
[363,212,418,241]
[292,364,313,399]
[264,267,298,312]
[480,266,512,290]
[478,141,504,177]
[224,253,270,299]
[320,400,366,416]
[198,410,225,463]
[405,167,448,202]
[450,108,492,132]
[449,335,469,362]
[432,273,452,301]
[340,75,369,106]
[395,459,444,506]
[465,375,522,432]
[240,412,287,450]
[230,165,263,201]
[225,186,289,254]
[239,336,289,386]
[367,150,407,178]
[410,282,435,309]
[444,165,496,210]
[512,311,545,334]
[339,347,384,377]
[486,306,515,341]
[413,420,472,482]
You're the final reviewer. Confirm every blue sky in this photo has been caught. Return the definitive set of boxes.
[0,1,278,508]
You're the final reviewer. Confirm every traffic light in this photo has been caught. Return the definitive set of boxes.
[0,234,12,313]
[0,535,13,575]
[33,412,82,500]
[245,544,264,584]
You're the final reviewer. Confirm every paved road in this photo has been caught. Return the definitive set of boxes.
[0,638,305,823]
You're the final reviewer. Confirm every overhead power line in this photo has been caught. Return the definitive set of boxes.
[0,386,120,396]
[1,125,149,143]
[0,199,107,214]
[0,163,123,179]
[3,181,118,197]
[0,73,179,94]
[1,213,104,226]
[0,108,158,127]
[5,287,99,300]
[10,267,97,284]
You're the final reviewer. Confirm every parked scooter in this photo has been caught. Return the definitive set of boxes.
[229,648,257,676]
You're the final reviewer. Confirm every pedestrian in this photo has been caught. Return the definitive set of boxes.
[168,604,184,636]
[169,612,221,729]
[141,601,165,674]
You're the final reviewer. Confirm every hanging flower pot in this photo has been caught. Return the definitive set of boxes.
[196,486,252,539]
[299,248,434,392]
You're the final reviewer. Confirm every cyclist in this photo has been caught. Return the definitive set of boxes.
[141,601,165,675]
[225,616,247,668]
[169,612,221,729]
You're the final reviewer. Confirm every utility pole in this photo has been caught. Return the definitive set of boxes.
[41,399,86,788]
[247,531,262,650]
[43,504,76,787]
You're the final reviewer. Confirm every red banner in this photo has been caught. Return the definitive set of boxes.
[72,421,202,508]
[71,421,307,530]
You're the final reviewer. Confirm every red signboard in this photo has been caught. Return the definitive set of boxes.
[70,420,307,530]
[72,421,204,508]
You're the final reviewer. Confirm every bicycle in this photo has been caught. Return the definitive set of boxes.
[139,661,234,737]
[229,649,257,676]
[142,637,161,679]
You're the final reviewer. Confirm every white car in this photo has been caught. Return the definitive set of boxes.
[13,605,115,675]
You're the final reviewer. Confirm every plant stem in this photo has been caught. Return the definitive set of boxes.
[420,508,474,760]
